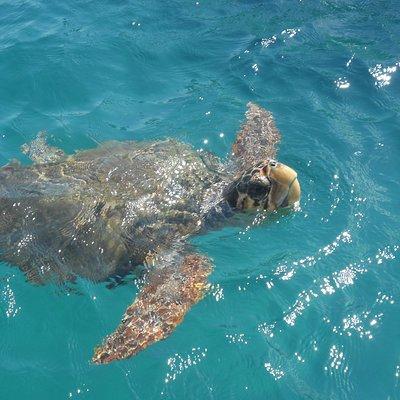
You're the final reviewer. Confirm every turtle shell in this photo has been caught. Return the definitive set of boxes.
[0,139,226,283]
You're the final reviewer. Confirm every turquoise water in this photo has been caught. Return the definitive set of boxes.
[1,0,400,398]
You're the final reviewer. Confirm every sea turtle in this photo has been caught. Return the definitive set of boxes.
[0,103,300,364]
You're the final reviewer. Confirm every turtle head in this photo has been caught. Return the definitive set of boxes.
[262,159,301,210]
[225,159,300,211]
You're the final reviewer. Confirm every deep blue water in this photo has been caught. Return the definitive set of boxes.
[1,0,400,398]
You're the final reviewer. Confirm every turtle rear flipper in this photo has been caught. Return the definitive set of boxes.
[92,252,212,364]
[232,102,281,171]
[21,132,65,164]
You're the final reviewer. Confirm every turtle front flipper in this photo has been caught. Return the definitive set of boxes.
[92,252,212,364]
[232,102,281,171]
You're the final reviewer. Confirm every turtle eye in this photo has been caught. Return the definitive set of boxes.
[269,160,277,168]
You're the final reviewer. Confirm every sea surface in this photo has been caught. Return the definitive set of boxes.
[0,0,400,398]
